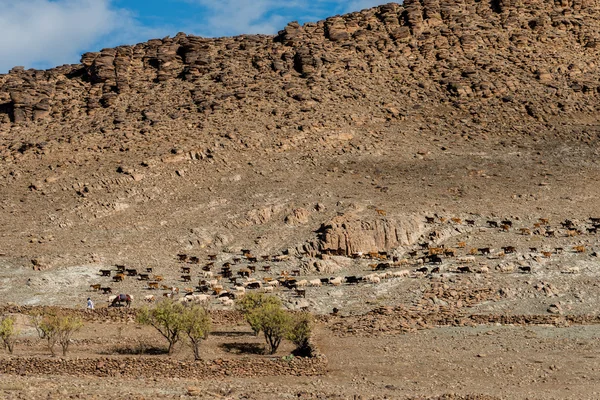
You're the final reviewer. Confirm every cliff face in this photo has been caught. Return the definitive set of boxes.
[1,0,599,134]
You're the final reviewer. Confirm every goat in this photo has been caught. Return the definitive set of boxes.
[457,266,472,273]
[444,248,457,257]
[501,220,513,227]
[519,266,532,273]
[487,220,498,228]
[519,228,532,235]
[478,248,491,255]
[451,217,462,224]
[574,245,586,253]
[501,246,516,254]
[345,276,361,284]
[112,274,125,282]
[465,219,476,226]
[90,284,101,291]
[429,247,444,255]
[101,287,112,294]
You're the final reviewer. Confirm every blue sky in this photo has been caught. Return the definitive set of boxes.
[0,0,388,73]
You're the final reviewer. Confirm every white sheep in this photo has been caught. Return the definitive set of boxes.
[295,279,309,288]
[144,295,155,302]
[262,286,274,293]
[458,256,476,263]
[330,277,344,286]
[392,270,410,278]
[220,298,234,307]
[309,279,322,287]
[266,280,279,287]
[202,271,213,278]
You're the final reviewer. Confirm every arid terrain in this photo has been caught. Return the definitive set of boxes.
[2,0,600,398]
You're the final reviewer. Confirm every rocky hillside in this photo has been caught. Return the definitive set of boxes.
[1,0,600,270]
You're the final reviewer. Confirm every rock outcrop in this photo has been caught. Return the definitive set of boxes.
[316,213,425,256]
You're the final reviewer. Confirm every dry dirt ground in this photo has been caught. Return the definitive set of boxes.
[1,313,600,399]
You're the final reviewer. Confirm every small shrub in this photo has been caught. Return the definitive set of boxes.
[287,312,314,357]
[248,303,291,355]
[0,315,18,354]
[237,293,281,336]
[182,305,212,361]
[31,312,83,356]
[137,300,186,355]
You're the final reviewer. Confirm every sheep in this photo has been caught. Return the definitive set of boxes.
[309,279,322,287]
[458,256,476,263]
[219,298,235,307]
[202,271,214,278]
[189,294,210,303]
[144,295,155,302]
[478,266,489,274]
[108,295,117,303]
[266,280,279,287]
[262,286,274,293]
[330,277,344,286]
[499,264,515,273]
[392,270,410,278]
[295,279,309,288]
[563,266,580,274]
[234,286,246,294]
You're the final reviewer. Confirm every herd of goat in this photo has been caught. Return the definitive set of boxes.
[90,215,600,307]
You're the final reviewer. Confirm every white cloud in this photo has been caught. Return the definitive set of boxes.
[183,0,389,37]
[344,0,390,13]
[0,0,166,73]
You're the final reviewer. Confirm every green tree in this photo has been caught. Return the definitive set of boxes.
[137,300,185,355]
[287,312,314,357]
[182,305,212,361]
[0,315,18,354]
[31,312,83,356]
[237,293,282,335]
[249,303,291,355]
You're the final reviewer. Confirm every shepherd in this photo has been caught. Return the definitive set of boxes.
[87,297,94,310]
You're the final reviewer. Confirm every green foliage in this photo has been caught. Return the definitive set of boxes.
[236,293,282,336]
[31,312,83,356]
[0,315,18,354]
[248,302,292,355]
[137,299,186,355]
[287,312,313,356]
[182,305,212,361]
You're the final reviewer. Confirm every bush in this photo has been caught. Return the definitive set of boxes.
[137,300,186,355]
[248,302,291,355]
[31,312,83,356]
[237,293,282,336]
[0,315,18,354]
[287,312,314,357]
[182,305,212,361]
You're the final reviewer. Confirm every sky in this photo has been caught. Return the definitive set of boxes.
[0,0,388,73]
